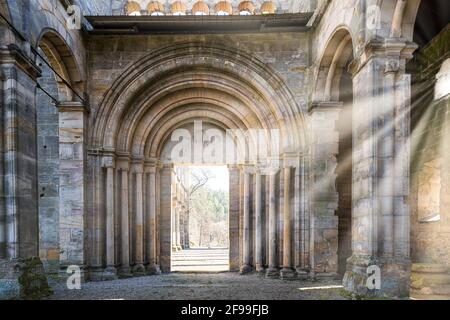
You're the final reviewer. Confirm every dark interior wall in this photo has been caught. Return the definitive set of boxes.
[414,0,450,48]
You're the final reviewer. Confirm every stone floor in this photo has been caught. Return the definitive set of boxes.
[46,273,348,300]
[172,248,230,272]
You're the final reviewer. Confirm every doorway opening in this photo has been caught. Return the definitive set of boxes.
[171,165,230,272]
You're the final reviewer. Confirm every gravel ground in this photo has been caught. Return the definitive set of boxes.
[46,272,348,300]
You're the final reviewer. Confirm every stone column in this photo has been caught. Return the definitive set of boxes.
[342,41,416,297]
[159,164,173,272]
[266,169,279,278]
[297,155,310,278]
[175,202,181,250]
[146,164,161,274]
[380,64,396,258]
[58,101,89,280]
[281,166,295,279]
[118,165,132,277]
[104,157,117,279]
[240,166,252,274]
[133,163,146,276]
[228,165,240,271]
[254,170,264,273]
[0,50,50,299]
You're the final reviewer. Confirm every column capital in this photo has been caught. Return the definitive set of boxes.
[308,101,343,114]
[350,38,418,76]
[0,44,41,80]
[102,155,116,168]
[57,101,90,114]
[282,152,300,167]
[241,164,255,174]
[116,158,130,171]
[262,167,280,176]
[144,158,159,173]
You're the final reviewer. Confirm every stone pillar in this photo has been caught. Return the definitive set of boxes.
[0,47,50,299]
[240,166,252,274]
[281,166,295,279]
[254,171,264,274]
[58,101,89,280]
[89,153,104,280]
[133,163,146,276]
[343,41,416,297]
[118,165,132,277]
[145,164,161,274]
[266,169,279,278]
[228,165,240,271]
[297,155,310,278]
[104,157,117,279]
[309,102,341,277]
[380,65,396,258]
[159,164,173,272]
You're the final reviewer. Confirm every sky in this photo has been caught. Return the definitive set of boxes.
[191,166,229,192]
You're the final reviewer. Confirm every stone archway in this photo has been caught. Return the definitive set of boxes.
[35,29,87,276]
[88,43,308,280]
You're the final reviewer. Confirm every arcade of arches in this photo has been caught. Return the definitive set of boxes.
[0,0,449,299]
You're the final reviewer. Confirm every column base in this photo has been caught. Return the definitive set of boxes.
[295,268,309,280]
[343,254,411,298]
[118,266,133,278]
[240,264,253,275]
[280,268,296,280]
[266,267,279,279]
[256,265,266,276]
[133,264,146,277]
[103,266,118,281]
[0,258,52,300]
[146,263,161,275]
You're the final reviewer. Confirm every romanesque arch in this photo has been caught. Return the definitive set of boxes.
[310,27,355,277]
[34,28,87,275]
[88,42,309,279]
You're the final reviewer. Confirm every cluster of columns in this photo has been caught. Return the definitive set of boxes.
[99,156,161,279]
[237,159,303,279]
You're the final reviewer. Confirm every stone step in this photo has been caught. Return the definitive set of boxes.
[411,272,450,288]
[411,263,449,274]
[410,293,450,300]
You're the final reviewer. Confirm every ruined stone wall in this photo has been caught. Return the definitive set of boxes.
[410,26,450,266]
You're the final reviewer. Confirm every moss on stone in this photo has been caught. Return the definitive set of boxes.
[17,257,53,300]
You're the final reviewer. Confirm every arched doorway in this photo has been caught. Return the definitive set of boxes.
[34,30,85,275]
[313,28,355,278]
[89,43,307,279]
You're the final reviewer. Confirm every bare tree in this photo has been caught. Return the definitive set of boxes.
[189,168,215,196]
